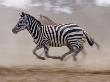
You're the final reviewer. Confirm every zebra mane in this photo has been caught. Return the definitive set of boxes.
[24,13,42,25]
[38,14,57,25]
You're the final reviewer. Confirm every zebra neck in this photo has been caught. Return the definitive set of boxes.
[27,26,41,39]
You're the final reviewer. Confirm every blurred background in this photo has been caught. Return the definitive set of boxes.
[0,0,110,71]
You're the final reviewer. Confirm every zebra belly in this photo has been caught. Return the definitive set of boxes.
[48,39,66,47]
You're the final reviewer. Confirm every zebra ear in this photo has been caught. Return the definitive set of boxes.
[20,12,25,17]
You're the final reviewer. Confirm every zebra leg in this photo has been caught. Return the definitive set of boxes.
[61,48,85,61]
[81,48,87,55]
[33,46,45,60]
[60,44,73,61]
[44,45,61,60]
[73,46,83,61]
[60,50,73,61]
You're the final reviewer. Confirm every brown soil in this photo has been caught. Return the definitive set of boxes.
[0,66,110,82]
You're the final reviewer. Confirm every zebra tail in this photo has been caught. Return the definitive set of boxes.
[83,31,100,50]
[83,31,94,46]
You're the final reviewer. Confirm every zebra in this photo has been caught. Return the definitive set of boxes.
[38,14,90,55]
[12,12,100,61]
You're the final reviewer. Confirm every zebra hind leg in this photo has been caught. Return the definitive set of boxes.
[73,46,83,61]
[60,50,73,61]
[60,44,74,61]
[33,47,45,60]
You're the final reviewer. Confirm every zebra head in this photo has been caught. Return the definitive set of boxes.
[12,12,29,34]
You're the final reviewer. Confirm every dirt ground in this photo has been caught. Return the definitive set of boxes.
[0,66,110,82]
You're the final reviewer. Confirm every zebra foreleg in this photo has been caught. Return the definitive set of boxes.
[33,46,45,60]
[44,45,61,60]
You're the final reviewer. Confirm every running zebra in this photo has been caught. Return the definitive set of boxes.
[12,12,100,61]
[38,14,89,55]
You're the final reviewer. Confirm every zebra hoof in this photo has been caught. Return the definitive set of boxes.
[60,57,64,61]
[38,56,45,60]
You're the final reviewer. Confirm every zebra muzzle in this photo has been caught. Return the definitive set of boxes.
[12,28,18,34]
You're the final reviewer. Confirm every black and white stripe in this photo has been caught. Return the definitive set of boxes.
[12,12,100,61]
